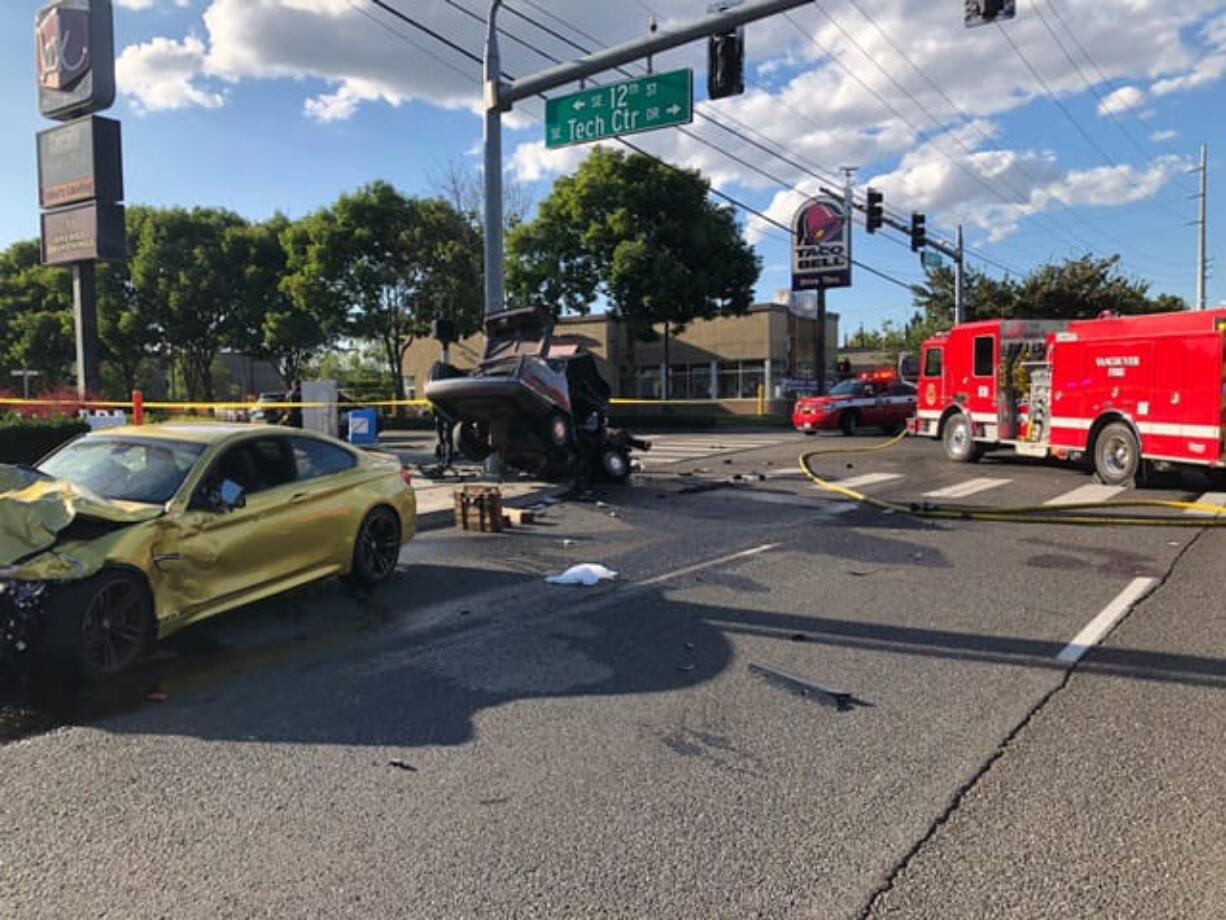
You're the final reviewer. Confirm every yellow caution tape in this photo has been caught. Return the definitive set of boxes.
[0,397,433,411]
[799,432,1226,527]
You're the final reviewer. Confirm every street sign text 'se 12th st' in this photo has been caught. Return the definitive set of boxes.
[546,69,693,149]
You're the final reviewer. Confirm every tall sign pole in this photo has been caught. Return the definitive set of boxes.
[35,0,124,399]
[480,0,816,319]
[483,1,505,321]
[1197,143,1208,312]
[955,225,965,325]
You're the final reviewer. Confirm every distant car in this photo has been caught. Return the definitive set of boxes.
[0,423,415,681]
[793,373,917,436]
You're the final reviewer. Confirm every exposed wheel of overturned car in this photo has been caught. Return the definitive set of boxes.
[37,568,155,682]
[601,447,631,483]
[455,421,492,462]
[345,506,402,587]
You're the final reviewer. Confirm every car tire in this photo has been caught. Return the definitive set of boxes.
[943,414,982,463]
[455,422,492,462]
[547,412,572,449]
[346,507,402,588]
[37,569,154,683]
[839,411,860,437]
[600,447,631,483]
[1093,421,1140,486]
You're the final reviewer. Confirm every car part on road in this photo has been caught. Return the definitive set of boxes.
[748,663,865,712]
[799,432,1226,527]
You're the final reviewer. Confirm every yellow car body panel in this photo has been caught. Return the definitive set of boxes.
[2,424,415,641]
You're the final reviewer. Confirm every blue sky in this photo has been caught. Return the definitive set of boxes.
[4,0,1224,338]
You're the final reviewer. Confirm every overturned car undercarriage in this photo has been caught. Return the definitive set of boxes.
[424,308,648,484]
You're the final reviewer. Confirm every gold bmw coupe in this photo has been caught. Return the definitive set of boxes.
[0,423,416,681]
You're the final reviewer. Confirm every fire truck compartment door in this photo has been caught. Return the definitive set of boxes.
[1086,342,1153,422]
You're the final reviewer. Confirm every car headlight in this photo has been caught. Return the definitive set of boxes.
[1,580,49,659]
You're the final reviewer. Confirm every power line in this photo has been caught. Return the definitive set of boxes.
[345,0,479,86]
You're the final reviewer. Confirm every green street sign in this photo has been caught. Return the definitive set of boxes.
[546,69,693,150]
[921,250,944,270]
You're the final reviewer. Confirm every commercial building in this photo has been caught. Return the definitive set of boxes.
[401,301,840,414]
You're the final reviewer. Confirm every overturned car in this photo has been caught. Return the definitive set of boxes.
[425,308,647,483]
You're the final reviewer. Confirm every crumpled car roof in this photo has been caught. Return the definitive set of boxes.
[0,465,163,574]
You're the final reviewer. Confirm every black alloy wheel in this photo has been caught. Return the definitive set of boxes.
[38,570,154,682]
[350,507,402,587]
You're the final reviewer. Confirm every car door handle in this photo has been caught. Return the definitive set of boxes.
[290,492,309,504]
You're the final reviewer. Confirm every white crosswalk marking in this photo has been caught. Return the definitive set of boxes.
[1184,492,1226,516]
[923,478,1012,500]
[634,435,789,468]
[838,472,904,490]
[1044,483,1126,506]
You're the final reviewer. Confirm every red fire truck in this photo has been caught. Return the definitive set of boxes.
[914,309,1226,485]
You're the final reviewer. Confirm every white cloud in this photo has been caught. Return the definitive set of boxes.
[1097,85,1145,116]
[1151,129,1178,142]
[116,36,224,112]
[1151,55,1226,96]
[111,0,1220,239]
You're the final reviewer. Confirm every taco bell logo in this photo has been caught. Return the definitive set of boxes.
[37,6,92,92]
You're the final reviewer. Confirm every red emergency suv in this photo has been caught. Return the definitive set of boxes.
[915,309,1226,485]
[793,372,917,436]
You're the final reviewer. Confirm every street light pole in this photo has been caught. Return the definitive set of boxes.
[483,0,506,320]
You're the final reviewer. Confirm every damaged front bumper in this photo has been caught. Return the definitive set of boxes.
[0,579,49,664]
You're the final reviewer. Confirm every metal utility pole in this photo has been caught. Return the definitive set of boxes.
[481,0,816,317]
[1197,143,1208,311]
[73,262,102,396]
[483,0,506,320]
[954,225,965,325]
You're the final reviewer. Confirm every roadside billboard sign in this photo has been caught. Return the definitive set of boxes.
[40,200,126,265]
[36,115,123,209]
[36,0,116,121]
[792,196,852,291]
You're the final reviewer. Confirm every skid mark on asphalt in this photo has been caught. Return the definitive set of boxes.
[923,478,1012,500]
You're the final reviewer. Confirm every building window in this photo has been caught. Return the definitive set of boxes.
[741,361,765,399]
[973,336,994,377]
[636,367,661,399]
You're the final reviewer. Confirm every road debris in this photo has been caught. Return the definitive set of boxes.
[388,759,417,772]
[676,664,696,673]
[748,663,867,712]
[545,564,618,586]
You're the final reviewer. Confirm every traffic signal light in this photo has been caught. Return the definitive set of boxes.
[708,29,745,100]
[431,317,456,345]
[865,188,884,234]
[910,212,927,252]
[965,0,1017,28]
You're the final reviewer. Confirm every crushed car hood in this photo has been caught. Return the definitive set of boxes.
[0,464,163,575]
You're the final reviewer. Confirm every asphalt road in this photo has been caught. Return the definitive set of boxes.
[2,430,1224,918]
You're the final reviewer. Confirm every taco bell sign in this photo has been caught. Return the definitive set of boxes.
[792,196,852,291]
[36,0,115,122]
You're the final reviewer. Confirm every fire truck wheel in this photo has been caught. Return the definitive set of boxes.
[943,414,982,463]
[839,411,860,437]
[1093,422,1140,486]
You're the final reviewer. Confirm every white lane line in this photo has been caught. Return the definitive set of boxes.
[838,473,904,490]
[1184,492,1226,516]
[923,478,1012,500]
[1057,577,1157,664]
[638,543,780,587]
[1044,483,1126,507]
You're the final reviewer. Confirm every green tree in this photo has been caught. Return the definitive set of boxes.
[506,148,761,342]
[0,239,74,391]
[97,207,159,397]
[282,182,482,403]
[130,207,249,400]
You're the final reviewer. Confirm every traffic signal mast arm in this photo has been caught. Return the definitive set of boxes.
[500,0,815,106]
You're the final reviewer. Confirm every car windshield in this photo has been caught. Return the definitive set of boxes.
[38,437,207,505]
[829,380,865,396]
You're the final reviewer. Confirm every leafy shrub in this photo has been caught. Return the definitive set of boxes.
[0,413,89,465]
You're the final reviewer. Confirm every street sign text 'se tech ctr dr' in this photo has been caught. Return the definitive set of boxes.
[546,69,693,149]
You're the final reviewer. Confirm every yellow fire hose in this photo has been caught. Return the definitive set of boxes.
[799,432,1226,528]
